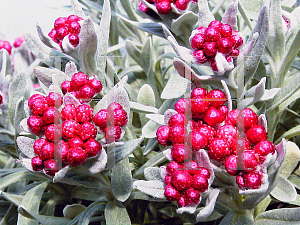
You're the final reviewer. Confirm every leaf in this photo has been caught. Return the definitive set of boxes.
[63,204,86,219]
[243,4,269,83]
[107,136,144,169]
[254,208,300,225]
[14,97,26,135]
[24,33,77,68]
[161,71,188,99]
[76,201,106,225]
[17,181,49,225]
[71,0,86,18]
[97,0,111,77]
[8,71,26,123]
[111,157,132,202]
[130,101,158,114]
[17,206,71,225]
[79,149,107,174]
[65,61,78,77]
[36,24,59,49]
[196,189,220,222]
[105,201,131,225]
[133,180,165,199]
[118,15,165,37]
[134,152,167,179]
[171,12,198,36]
[94,76,130,115]
[0,171,41,190]
[78,17,98,75]
[137,84,156,126]
[144,167,163,181]
[173,57,238,89]
[222,1,238,31]
[1,192,24,207]
[219,211,254,225]
[278,141,300,178]
[33,67,68,88]
[16,136,35,158]
[125,39,141,66]
[197,0,214,27]
[241,139,286,210]
[270,175,297,202]
[141,37,153,78]
[267,0,285,63]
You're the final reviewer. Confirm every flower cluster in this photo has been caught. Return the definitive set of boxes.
[13,36,25,48]
[139,0,197,16]
[164,159,211,207]
[0,94,2,105]
[0,39,12,55]
[61,72,102,103]
[27,92,102,176]
[48,15,83,48]
[93,102,128,142]
[157,86,276,191]
[223,108,276,189]
[190,20,243,72]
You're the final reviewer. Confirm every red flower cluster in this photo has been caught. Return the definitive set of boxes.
[190,20,243,72]
[164,160,210,207]
[223,108,276,189]
[139,0,197,16]
[48,15,83,48]
[0,94,2,105]
[0,39,12,55]
[28,93,102,176]
[61,72,102,103]
[13,36,25,48]
[157,87,276,190]
[93,102,128,142]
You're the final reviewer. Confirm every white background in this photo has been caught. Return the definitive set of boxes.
[0,0,73,42]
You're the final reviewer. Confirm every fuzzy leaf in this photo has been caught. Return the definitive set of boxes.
[105,201,131,225]
[1,192,24,207]
[171,12,198,36]
[65,61,78,77]
[75,201,106,225]
[111,157,132,202]
[76,149,107,174]
[107,136,144,169]
[142,120,162,138]
[94,76,130,115]
[53,166,70,183]
[17,181,49,225]
[241,139,286,209]
[8,71,26,122]
[97,0,111,77]
[144,167,163,181]
[197,0,214,27]
[267,0,285,63]
[14,97,26,135]
[78,17,98,75]
[219,211,254,225]
[18,206,70,225]
[141,37,153,78]
[118,15,165,37]
[133,180,165,199]
[130,102,158,114]
[173,57,238,89]
[36,24,58,49]
[196,189,220,222]
[63,204,86,219]
[146,114,164,125]
[137,84,156,126]
[270,175,297,202]
[161,71,188,99]
[243,5,269,83]
[16,136,35,158]
[222,0,238,31]
[134,151,167,179]
[24,33,77,68]
[33,67,67,88]
[177,204,199,214]
[254,208,300,224]
[125,40,141,66]
[278,141,300,178]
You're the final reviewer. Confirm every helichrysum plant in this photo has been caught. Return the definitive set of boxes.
[1,0,300,224]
